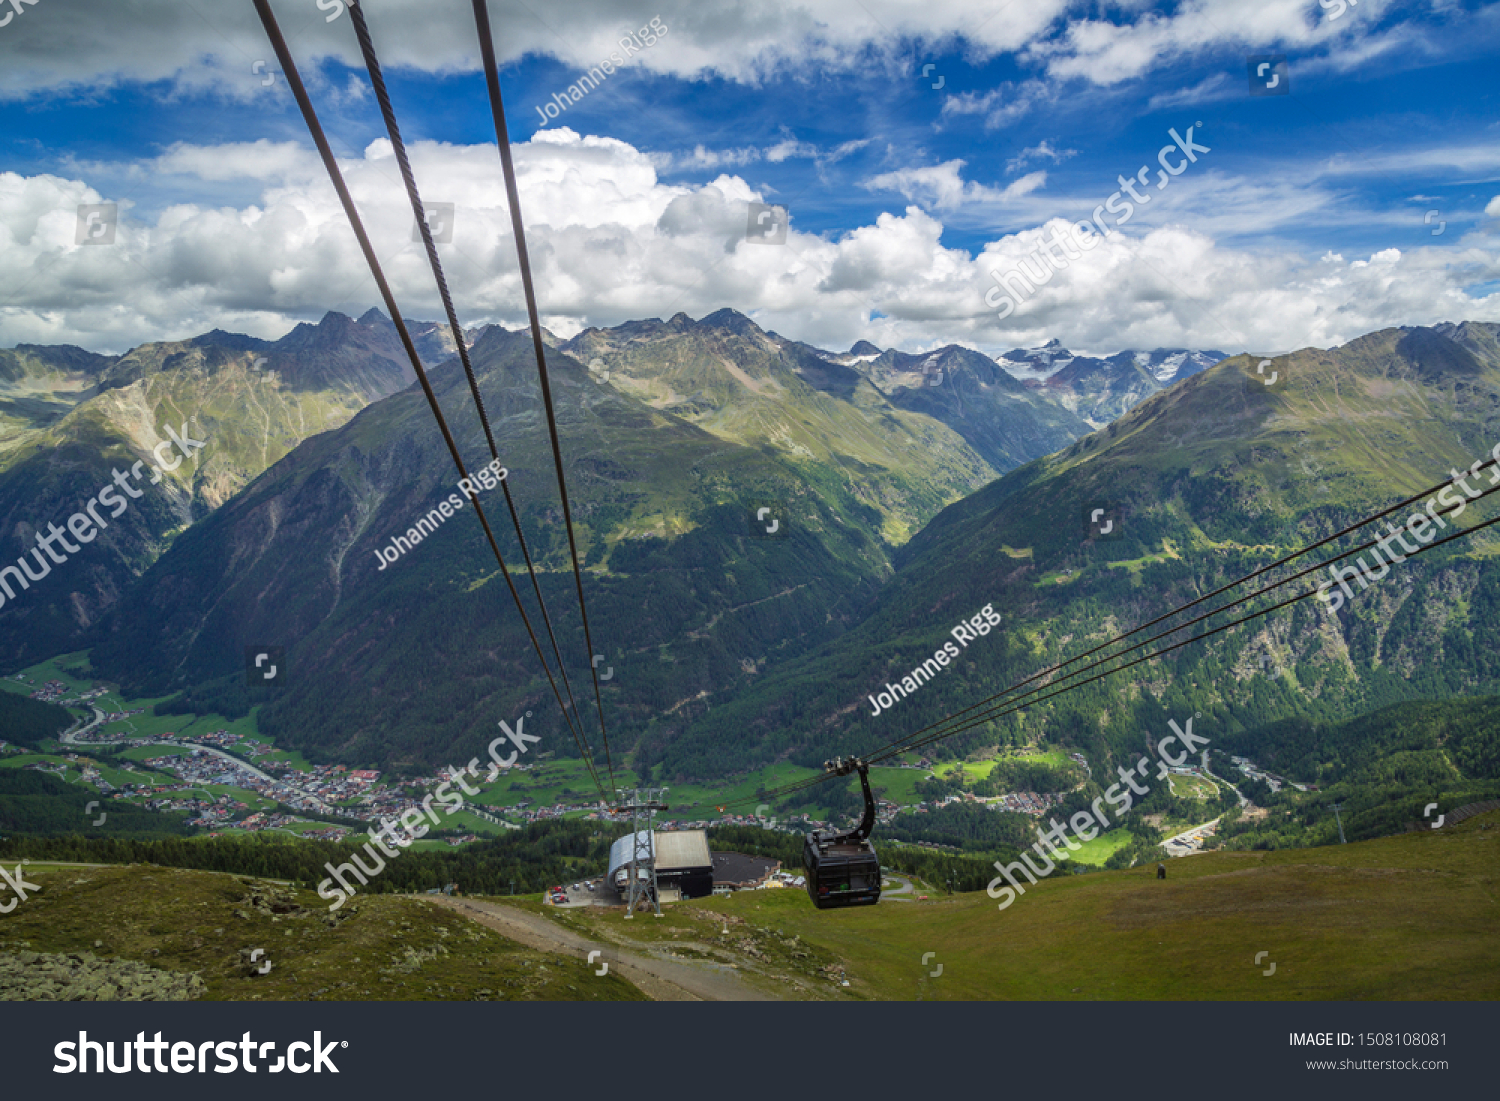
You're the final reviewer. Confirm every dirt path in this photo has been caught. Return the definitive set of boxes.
[429,897,783,1002]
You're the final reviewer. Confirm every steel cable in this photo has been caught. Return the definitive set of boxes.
[252,0,605,802]
[346,0,599,788]
[471,0,618,798]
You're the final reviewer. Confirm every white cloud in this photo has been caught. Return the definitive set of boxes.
[0,0,1072,101]
[1,0,1487,145]
[1,129,1497,361]
[1022,0,1401,86]
[865,161,1046,211]
[149,141,325,183]
[649,135,867,175]
[766,139,819,163]
[658,145,764,171]
[1145,72,1232,113]
[1005,141,1078,174]
[974,216,1500,355]
[940,80,1053,130]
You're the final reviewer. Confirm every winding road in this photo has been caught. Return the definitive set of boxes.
[61,705,338,813]
[881,874,915,901]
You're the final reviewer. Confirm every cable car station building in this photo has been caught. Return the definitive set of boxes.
[607,829,714,903]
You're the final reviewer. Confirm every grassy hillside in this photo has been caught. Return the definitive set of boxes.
[3,811,1493,1001]
[0,345,113,437]
[0,768,193,837]
[1221,696,1500,786]
[564,310,1029,544]
[1210,697,1500,850]
[0,863,644,1001]
[540,807,1500,1000]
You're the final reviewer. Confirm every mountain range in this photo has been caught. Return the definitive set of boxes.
[656,320,1500,780]
[0,310,459,661]
[0,310,1219,667]
[12,308,1500,796]
[988,338,1227,424]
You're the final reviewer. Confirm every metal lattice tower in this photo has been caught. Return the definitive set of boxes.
[619,787,668,919]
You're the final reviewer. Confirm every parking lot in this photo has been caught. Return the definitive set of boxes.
[545,878,611,908]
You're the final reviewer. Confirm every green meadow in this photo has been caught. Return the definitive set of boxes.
[534,809,1500,1000]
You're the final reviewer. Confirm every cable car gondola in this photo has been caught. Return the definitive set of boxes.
[803,757,882,909]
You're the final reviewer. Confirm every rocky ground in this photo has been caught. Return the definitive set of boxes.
[0,949,204,1001]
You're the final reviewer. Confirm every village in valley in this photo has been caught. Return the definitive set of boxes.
[3,656,1247,856]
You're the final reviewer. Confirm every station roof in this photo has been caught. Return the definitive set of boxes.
[654,829,711,871]
[606,829,712,880]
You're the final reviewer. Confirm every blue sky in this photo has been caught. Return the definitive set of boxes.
[2,0,1499,356]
